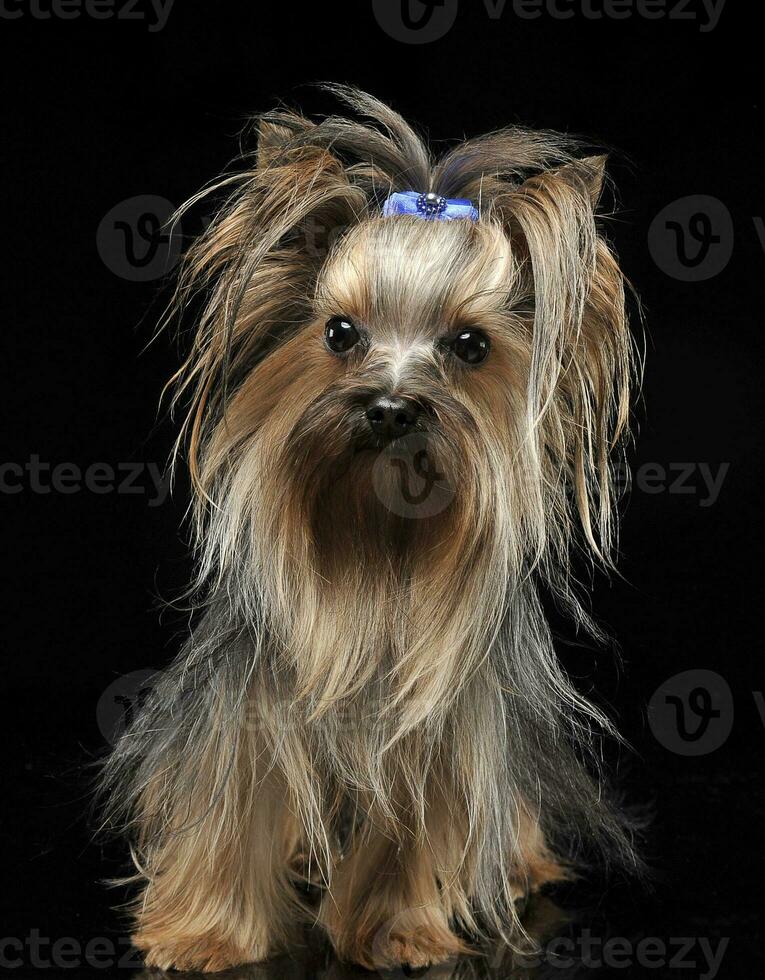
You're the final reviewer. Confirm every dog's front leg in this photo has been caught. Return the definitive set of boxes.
[319,817,468,970]
[130,769,302,972]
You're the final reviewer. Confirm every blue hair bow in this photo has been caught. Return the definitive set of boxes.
[382,191,478,222]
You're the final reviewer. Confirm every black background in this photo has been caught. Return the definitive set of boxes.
[3,2,763,978]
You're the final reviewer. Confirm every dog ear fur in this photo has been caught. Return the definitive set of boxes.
[554,154,608,207]
[256,121,295,169]
[514,154,608,211]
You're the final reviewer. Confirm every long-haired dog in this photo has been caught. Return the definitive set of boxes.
[100,87,638,971]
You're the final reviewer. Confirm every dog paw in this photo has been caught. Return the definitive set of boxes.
[134,930,269,972]
[364,918,467,971]
[383,936,451,968]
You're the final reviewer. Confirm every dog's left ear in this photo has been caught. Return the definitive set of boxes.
[498,155,611,307]
[505,152,631,565]
[510,154,608,220]
[552,154,607,207]
[504,154,612,329]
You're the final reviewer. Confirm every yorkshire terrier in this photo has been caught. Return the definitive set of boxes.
[101,87,637,971]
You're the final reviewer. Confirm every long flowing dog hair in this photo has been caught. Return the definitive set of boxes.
[99,87,639,968]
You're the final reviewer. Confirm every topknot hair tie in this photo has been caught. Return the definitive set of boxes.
[382,190,479,222]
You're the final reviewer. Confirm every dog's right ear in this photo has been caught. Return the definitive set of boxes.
[255,113,319,169]
[256,120,294,169]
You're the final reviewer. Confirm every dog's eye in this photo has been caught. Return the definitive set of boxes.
[325,316,360,354]
[452,329,490,365]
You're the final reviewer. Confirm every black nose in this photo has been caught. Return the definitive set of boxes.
[365,395,420,439]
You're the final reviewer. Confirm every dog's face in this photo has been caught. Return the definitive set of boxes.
[220,216,529,565]
[174,95,632,712]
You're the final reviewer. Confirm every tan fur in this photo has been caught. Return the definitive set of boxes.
[102,89,638,971]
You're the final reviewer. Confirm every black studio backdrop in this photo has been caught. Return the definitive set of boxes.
[2,3,763,978]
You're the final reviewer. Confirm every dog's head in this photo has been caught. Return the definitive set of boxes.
[170,88,633,714]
